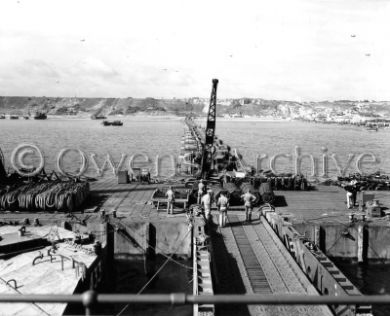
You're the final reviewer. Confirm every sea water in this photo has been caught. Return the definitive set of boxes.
[1,117,390,315]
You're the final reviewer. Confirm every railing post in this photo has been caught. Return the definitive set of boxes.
[82,290,97,316]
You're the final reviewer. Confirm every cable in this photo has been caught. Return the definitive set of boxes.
[326,233,346,253]
[116,222,193,270]
[115,229,191,316]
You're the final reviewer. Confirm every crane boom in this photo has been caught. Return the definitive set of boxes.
[201,78,218,179]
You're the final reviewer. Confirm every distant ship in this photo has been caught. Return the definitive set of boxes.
[91,114,107,120]
[34,112,47,120]
[102,120,123,126]
[366,126,378,132]
[366,123,378,131]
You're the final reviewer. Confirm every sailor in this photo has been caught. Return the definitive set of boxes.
[343,180,357,209]
[201,189,213,221]
[197,179,205,204]
[241,189,256,222]
[217,191,229,228]
[166,186,175,215]
[350,180,359,207]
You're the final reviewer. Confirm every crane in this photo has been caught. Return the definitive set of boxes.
[200,79,218,179]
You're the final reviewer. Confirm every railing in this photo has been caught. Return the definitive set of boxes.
[0,292,389,310]
[1,292,390,316]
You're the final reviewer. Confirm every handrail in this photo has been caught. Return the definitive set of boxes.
[0,292,390,305]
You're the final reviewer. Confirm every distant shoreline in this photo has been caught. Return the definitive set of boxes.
[0,113,292,122]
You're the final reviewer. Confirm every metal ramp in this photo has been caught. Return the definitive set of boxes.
[229,215,272,294]
[212,214,334,316]
[193,224,215,316]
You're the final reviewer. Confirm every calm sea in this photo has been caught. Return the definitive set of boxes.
[1,118,389,179]
[1,117,390,313]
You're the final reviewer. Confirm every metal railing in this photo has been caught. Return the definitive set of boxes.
[0,292,390,315]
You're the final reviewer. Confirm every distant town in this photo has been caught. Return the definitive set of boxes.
[0,96,389,127]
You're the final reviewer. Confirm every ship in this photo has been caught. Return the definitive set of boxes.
[366,125,378,131]
[102,120,123,126]
[34,111,47,120]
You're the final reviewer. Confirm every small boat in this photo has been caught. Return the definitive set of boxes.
[366,125,378,131]
[24,116,30,120]
[34,112,47,120]
[102,120,123,126]
[10,115,19,119]
[0,114,5,119]
[91,114,107,120]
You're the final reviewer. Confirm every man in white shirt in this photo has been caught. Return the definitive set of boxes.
[166,186,175,215]
[217,192,229,228]
[197,179,205,204]
[241,189,256,223]
[201,189,213,221]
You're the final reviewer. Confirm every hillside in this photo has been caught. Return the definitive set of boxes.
[0,96,389,122]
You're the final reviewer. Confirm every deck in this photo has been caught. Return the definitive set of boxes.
[0,177,189,225]
[0,226,98,316]
[210,212,333,316]
[274,185,390,225]
[1,177,388,315]
[89,177,189,222]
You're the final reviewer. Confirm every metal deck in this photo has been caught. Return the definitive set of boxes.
[211,212,333,316]
[0,177,372,316]
[229,215,271,295]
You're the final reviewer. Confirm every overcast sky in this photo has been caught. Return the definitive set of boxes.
[1,0,389,101]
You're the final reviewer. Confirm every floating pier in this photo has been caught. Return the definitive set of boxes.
[1,80,388,315]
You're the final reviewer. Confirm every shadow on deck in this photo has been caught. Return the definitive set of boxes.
[210,226,250,316]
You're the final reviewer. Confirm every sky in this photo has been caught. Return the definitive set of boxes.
[0,0,390,101]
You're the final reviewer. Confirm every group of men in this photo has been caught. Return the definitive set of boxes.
[198,179,257,227]
[165,180,257,225]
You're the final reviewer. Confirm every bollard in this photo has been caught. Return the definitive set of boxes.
[82,290,97,316]
[18,226,26,237]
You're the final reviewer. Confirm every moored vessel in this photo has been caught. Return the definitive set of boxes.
[102,120,123,126]
[34,111,47,120]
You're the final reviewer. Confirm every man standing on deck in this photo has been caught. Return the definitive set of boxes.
[197,179,205,204]
[241,189,256,223]
[217,191,229,228]
[350,180,359,207]
[201,189,213,221]
[343,180,358,209]
[166,186,175,215]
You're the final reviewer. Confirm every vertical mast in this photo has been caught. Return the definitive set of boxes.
[201,79,218,179]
